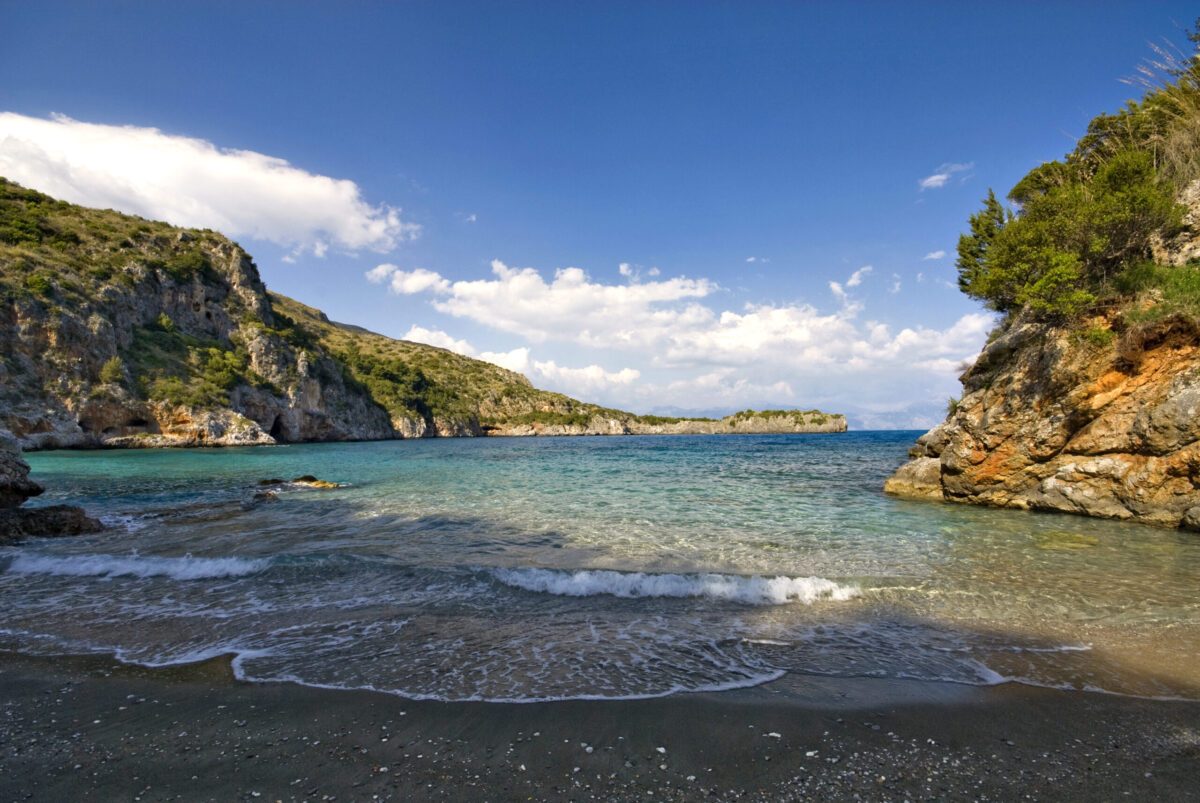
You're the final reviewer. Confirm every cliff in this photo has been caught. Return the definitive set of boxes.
[884,310,1200,529]
[0,179,843,448]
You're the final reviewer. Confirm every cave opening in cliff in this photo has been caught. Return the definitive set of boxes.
[269,416,287,442]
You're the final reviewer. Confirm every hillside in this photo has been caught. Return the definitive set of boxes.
[0,179,843,448]
[885,33,1200,529]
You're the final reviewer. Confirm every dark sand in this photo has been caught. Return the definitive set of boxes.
[1,651,1197,801]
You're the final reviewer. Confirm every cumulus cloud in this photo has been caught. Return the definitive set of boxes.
[923,249,947,260]
[400,325,474,355]
[367,265,451,295]
[918,162,974,191]
[533,360,641,393]
[395,260,717,347]
[383,260,991,375]
[377,260,994,424]
[0,112,419,255]
[398,326,640,399]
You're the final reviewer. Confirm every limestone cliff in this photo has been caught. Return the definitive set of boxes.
[0,179,844,447]
[885,311,1200,529]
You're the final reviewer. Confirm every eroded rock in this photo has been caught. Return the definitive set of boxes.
[885,312,1200,530]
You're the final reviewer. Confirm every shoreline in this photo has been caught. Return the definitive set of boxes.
[17,427,852,453]
[2,649,1197,801]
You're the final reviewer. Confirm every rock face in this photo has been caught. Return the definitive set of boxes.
[0,430,41,508]
[0,431,101,544]
[885,312,1200,529]
[0,236,394,449]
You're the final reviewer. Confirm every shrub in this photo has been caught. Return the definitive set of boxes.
[161,248,217,283]
[23,272,53,297]
[99,356,125,384]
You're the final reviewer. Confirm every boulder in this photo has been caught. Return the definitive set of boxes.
[0,505,104,545]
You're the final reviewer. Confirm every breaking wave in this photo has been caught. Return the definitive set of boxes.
[4,553,270,581]
[490,567,859,605]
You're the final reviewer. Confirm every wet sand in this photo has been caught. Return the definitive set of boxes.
[1,651,1197,802]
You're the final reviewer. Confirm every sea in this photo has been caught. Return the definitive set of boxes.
[3,432,1198,702]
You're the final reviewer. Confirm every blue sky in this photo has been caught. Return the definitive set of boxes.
[2,2,1195,427]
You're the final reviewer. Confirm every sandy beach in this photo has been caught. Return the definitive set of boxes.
[2,650,1197,802]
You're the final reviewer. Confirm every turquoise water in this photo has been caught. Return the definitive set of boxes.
[3,432,1199,701]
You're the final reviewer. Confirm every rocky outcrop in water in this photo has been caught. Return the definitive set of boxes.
[0,431,101,544]
[885,311,1200,529]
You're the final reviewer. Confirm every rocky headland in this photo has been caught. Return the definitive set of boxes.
[885,309,1200,529]
[0,178,843,451]
[885,55,1200,530]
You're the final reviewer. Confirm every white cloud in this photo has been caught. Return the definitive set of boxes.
[401,325,474,355]
[420,260,717,347]
[845,265,873,287]
[367,264,451,295]
[923,249,947,260]
[465,213,478,223]
[374,261,995,424]
[398,326,640,398]
[380,260,991,373]
[533,360,641,394]
[478,347,532,374]
[918,162,974,191]
[889,273,901,294]
[365,263,396,283]
[0,112,419,255]
[745,256,770,264]
[618,262,661,280]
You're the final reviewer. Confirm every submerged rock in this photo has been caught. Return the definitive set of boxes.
[0,505,103,544]
[257,475,340,490]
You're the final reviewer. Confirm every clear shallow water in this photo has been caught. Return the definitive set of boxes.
[3,433,1199,701]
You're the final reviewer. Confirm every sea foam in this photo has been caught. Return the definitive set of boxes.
[4,553,270,581]
[491,568,859,605]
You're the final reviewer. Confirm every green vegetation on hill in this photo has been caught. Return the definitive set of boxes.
[0,178,224,304]
[0,177,845,439]
[956,22,1200,322]
[727,408,837,426]
[269,294,624,426]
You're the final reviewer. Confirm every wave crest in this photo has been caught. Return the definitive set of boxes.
[491,568,858,605]
[4,553,270,581]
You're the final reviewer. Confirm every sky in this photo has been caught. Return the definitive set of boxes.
[1,2,1196,428]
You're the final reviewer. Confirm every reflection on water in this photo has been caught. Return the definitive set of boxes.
[1,433,1197,701]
